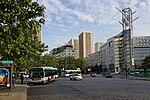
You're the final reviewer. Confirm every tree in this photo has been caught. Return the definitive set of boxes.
[57,57,65,69]
[75,58,88,73]
[0,0,47,70]
[39,54,57,67]
[142,55,150,72]
[64,56,76,70]
[109,64,115,72]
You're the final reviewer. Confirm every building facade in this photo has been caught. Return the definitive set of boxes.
[79,32,93,58]
[37,24,42,42]
[95,42,104,52]
[68,39,79,58]
[99,29,132,72]
[133,36,150,68]
[86,51,101,67]
[50,44,75,58]
[100,43,108,69]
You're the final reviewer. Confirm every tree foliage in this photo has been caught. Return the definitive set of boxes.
[64,56,76,70]
[142,55,150,72]
[75,58,88,73]
[53,56,88,72]
[0,0,48,70]
[40,54,57,67]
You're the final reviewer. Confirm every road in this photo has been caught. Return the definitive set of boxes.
[27,75,150,100]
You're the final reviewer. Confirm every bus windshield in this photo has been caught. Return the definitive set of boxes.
[30,68,44,78]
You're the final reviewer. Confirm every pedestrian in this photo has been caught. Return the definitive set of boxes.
[12,73,16,86]
[20,73,24,84]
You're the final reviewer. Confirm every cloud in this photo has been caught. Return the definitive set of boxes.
[71,0,81,4]
[39,0,150,52]
[40,0,94,24]
[43,35,71,51]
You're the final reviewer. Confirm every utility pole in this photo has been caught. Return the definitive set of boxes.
[116,7,139,77]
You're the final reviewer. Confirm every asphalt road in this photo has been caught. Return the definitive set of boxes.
[27,75,150,100]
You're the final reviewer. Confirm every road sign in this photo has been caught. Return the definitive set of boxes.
[0,60,13,64]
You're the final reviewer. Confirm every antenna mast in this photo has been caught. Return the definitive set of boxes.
[116,7,139,71]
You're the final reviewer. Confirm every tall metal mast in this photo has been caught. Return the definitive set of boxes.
[116,7,139,71]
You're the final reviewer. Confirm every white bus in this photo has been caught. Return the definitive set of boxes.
[61,70,81,77]
[27,67,58,85]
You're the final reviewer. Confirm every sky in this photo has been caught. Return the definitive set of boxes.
[36,0,150,53]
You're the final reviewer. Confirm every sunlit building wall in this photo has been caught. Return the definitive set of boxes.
[79,32,93,58]
[68,39,79,58]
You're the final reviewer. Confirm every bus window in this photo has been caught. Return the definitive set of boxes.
[32,71,44,78]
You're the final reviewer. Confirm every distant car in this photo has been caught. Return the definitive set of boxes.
[105,73,113,78]
[23,74,29,79]
[114,72,120,75]
[70,73,82,81]
[90,73,97,77]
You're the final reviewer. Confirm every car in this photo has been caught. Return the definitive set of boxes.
[105,73,113,78]
[70,73,82,81]
[23,74,29,79]
[90,73,97,77]
[114,72,120,75]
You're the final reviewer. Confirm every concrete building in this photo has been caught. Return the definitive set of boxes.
[95,42,104,52]
[31,24,42,42]
[86,51,101,67]
[68,39,79,58]
[50,44,75,58]
[99,29,132,72]
[133,36,150,68]
[100,43,108,69]
[79,32,93,58]
[37,25,42,42]
[99,29,150,72]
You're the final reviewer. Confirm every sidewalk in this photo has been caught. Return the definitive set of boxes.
[0,82,27,100]
[126,75,150,81]
[118,74,150,81]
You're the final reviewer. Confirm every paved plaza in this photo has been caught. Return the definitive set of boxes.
[27,75,150,100]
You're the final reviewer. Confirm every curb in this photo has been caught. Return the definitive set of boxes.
[121,77,150,81]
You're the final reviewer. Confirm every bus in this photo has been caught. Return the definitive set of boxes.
[61,70,81,77]
[28,67,58,85]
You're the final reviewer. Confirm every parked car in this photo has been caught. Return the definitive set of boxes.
[105,73,113,78]
[23,74,29,79]
[70,73,82,81]
[114,72,120,75]
[90,73,97,77]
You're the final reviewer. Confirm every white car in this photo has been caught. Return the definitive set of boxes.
[70,73,82,81]
[23,74,29,79]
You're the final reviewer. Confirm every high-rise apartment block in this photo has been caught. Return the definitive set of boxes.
[68,39,79,58]
[79,32,93,58]
[37,25,42,42]
[95,42,104,52]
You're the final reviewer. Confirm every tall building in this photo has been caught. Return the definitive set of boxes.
[31,24,42,42]
[99,29,150,72]
[79,32,93,58]
[68,39,79,58]
[99,29,132,72]
[95,42,104,52]
[37,25,42,42]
